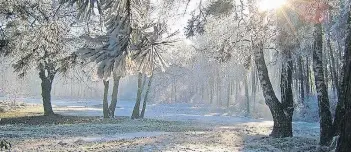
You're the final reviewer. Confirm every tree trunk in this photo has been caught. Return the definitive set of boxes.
[323,46,329,91]
[334,90,345,136]
[333,39,346,137]
[327,36,340,95]
[209,76,214,104]
[235,81,240,105]
[254,42,292,137]
[244,71,250,116]
[217,71,221,106]
[39,68,54,116]
[251,66,257,112]
[336,10,351,152]
[132,73,143,119]
[108,75,121,118]
[312,23,333,146]
[280,49,294,137]
[306,57,311,95]
[227,78,231,108]
[140,74,154,118]
[103,80,109,118]
[298,56,305,104]
[334,56,346,136]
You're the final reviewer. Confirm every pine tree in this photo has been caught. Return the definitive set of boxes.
[0,0,78,115]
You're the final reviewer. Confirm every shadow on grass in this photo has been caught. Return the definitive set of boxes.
[0,115,130,125]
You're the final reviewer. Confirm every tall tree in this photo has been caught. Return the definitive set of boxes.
[249,4,296,137]
[312,21,333,147]
[0,0,78,115]
[336,1,351,150]
[254,42,293,137]
[184,0,296,137]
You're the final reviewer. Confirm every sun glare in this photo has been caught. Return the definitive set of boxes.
[258,0,287,12]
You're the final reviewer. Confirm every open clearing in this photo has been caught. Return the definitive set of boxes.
[0,99,320,151]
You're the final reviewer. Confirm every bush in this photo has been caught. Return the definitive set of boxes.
[0,140,11,150]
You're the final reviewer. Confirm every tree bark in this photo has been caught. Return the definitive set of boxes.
[298,56,305,104]
[108,74,121,118]
[333,33,347,137]
[103,80,110,118]
[140,74,154,118]
[39,67,54,116]
[327,36,340,95]
[312,23,333,146]
[323,46,329,91]
[336,10,351,152]
[280,49,294,137]
[254,42,292,137]
[131,73,143,119]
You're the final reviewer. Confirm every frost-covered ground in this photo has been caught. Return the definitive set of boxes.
[2,97,262,124]
[0,98,321,151]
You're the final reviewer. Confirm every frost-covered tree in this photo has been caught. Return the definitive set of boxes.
[336,0,351,151]
[184,0,297,137]
[0,0,79,115]
[336,12,351,152]
[62,0,178,118]
[130,21,178,119]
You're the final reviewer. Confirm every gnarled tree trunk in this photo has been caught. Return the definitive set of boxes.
[39,63,55,116]
[254,42,293,137]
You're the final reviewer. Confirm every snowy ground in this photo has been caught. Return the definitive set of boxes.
[0,98,321,151]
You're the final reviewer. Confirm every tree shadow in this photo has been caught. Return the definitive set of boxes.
[0,115,129,125]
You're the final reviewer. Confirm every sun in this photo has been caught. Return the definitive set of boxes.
[258,0,287,12]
